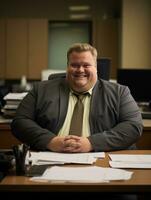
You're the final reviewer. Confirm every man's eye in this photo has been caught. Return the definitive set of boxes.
[71,64,80,68]
[70,64,91,68]
[83,64,90,68]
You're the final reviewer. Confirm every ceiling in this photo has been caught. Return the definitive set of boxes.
[0,0,121,19]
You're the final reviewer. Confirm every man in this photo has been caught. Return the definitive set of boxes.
[11,43,143,152]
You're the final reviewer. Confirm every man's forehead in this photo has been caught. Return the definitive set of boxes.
[69,51,93,58]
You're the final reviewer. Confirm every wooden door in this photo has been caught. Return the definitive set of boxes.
[28,19,48,80]
[0,19,6,79]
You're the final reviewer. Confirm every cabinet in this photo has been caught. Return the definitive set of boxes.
[0,18,48,80]
[28,19,48,79]
[6,19,28,79]
[0,19,6,79]
[93,19,119,78]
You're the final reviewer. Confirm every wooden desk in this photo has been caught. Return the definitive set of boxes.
[137,119,151,149]
[0,123,20,148]
[0,150,151,194]
[0,120,151,149]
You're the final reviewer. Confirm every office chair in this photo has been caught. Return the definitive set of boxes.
[48,72,66,80]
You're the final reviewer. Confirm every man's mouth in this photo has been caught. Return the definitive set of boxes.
[74,74,87,78]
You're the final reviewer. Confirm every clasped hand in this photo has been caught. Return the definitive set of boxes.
[48,135,92,153]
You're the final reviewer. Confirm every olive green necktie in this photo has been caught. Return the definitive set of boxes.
[69,94,85,136]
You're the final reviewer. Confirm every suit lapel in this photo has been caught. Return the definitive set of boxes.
[90,80,105,133]
[54,80,70,133]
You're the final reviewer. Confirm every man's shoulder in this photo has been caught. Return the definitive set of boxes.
[33,78,66,89]
[98,79,127,92]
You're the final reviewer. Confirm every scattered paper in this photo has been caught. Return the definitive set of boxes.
[109,161,151,169]
[26,152,105,165]
[31,166,133,183]
[109,154,151,169]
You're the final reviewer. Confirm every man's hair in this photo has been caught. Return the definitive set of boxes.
[67,43,97,65]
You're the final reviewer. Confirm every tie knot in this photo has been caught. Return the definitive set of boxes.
[73,92,88,101]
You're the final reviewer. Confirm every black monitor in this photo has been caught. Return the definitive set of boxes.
[97,58,111,80]
[117,68,151,103]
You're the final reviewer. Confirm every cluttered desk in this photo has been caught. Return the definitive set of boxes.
[0,149,151,196]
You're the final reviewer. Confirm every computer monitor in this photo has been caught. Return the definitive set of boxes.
[97,58,111,80]
[117,68,151,103]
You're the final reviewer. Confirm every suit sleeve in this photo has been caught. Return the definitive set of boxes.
[11,84,56,150]
[88,85,143,151]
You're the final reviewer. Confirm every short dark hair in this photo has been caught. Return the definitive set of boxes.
[67,43,97,65]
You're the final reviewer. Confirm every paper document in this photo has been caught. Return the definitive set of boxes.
[109,154,151,169]
[4,92,28,100]
[0,116,12,123]
[27,152,105,165]
[31,166,133,183]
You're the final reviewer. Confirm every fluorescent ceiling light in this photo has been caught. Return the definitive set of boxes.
[69,5,90,11]
[69,14,91,19]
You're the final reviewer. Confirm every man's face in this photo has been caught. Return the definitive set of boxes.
[66,51,97,93]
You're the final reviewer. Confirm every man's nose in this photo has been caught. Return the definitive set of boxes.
[77,65,85,71]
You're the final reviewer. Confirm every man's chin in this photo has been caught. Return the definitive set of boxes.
[72,83,88,93]
[74,81,87,87]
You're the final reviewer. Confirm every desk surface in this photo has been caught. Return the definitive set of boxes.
[0,150,151,193]
[143,119,151,130]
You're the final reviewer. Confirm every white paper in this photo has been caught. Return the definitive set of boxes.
[109,161,151,169]
[109,154,151,169]
[109,154,151,162]
[27,151,105,165]
[31,166,133,183]
[4,92,28,100]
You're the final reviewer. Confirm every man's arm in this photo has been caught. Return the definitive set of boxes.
[88,85,143,152]
[11,84,56,150]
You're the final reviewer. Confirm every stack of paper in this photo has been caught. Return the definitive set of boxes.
[31,166,133,183]
[26,151,105,165]
[109,154,151,168]
[4,92,28,100]
[1,92,28,118]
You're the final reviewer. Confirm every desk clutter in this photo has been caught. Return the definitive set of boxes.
[13,144,29,176]
[31,165,133,183]
[109,154,151,168]
[137,101,151,119]
[1,144,151,183]
[0,149,14,181]
[1,92,27,119]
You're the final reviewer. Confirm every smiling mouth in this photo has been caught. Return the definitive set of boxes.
[74,74,87,78]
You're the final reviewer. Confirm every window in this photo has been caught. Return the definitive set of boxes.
[48,21,92,70]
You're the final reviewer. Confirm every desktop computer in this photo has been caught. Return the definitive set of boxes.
[117,68,151,119]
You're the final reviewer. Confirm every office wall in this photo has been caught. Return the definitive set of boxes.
[121,0,151,68]
[0,0,120,79]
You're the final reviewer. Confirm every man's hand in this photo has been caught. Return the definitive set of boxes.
[47,136,66,152]
[47,135,93,153]
[63,135,93,153]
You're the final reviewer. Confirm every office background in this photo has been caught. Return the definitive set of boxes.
[0,0,151,151]
[0,0,151,81]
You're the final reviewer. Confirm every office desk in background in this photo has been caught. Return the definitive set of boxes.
[0,122,20,149]
[0,150,151,195]
[0,119,151,149]
[137,119,151,149]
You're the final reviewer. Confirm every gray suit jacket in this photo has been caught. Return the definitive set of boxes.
[11,78,143,151]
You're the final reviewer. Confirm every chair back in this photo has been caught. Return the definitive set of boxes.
[48,72,66,80]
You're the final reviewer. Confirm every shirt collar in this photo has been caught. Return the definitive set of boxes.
[70,87,93,96]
